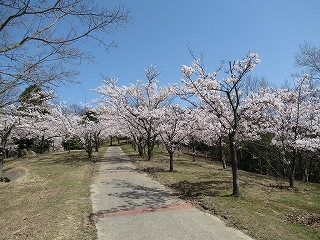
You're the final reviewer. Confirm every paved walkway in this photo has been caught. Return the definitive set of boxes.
[91,146,253,240]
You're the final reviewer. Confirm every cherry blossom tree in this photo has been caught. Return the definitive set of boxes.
[95,66,176,160]
[0,91,67,176]
[180,52,261,197]
[190,107,226,167]
[11,86,63,154]
[63,111,95,158]
[155,105,195,171]
[93,105,127,150]
[13,101,66,154]
[262,75,320,187]
[62,105,109,159]
[82,109,106,152]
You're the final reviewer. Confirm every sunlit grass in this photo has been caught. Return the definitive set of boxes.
[0,148,106,239]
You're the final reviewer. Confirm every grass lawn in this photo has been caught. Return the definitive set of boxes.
[122,144,320,240]
[0,147,106,240]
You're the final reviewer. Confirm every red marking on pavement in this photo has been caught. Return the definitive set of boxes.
[95,203,193,218]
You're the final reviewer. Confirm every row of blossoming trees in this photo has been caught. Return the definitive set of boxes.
[1,52,319,196]
[0,86,112,165]
[95,53,319,196]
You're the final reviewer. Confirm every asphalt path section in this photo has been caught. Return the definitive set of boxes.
[91,146,254,240]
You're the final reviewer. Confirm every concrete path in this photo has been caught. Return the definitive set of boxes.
[91,146,253,240]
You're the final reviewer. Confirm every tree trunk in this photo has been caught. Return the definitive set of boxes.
[169,152,174,172]
[85,143,93,158]
[288,149,297,188]
[85,134,93,159]
[40,135,45,154]
[218,137,227,169]
[288,171,294,188]
[0,161,3,178]
[87,149,92,159]
[303,162,309,183]
[229,133,241,197]
[192,141,196,162]
[110,136,113,146]
[146,135,156,161]
[137,142,144,156]
[222,156,227,170]
[259,157,262,175]
[0,149,3,178]
[147,144,153,161]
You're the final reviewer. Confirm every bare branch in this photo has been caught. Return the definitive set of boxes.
[0,0,131,108]
[294,42,320,83]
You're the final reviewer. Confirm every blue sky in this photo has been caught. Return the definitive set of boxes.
[57,0,320,105]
